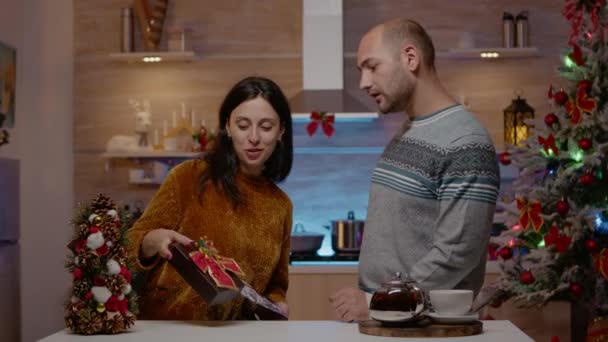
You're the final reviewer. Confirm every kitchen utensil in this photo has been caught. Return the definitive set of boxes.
[290,222,324,254]
[329,210,364,253]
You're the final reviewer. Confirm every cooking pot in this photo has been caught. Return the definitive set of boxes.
[328,211,365,253]
[290,223,324,254]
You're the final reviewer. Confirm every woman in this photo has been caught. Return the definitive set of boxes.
[127,76,293,320]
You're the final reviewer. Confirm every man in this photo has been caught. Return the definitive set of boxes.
[330,19,499,322]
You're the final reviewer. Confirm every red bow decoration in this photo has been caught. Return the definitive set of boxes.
[562,0,606,43]
[516,198,544,232]
[565,80,597,124]
[538,134,559,156]
[189,239,245,290]
[543,225,572,254]
[306,111,335,138]
[594,248,608,280]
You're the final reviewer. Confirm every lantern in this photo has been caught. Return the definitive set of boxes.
[504,91,535,146]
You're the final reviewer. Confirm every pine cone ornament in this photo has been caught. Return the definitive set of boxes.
[78,223,90,239]
[73,279,92,298]
[108,276,128,296]
[92,194,116,214]
[108,246,128,265]
[103,223,121,242]
[65,313,77,332]
[75,309,103,335]
[104,313,126,334]
[79,250,101,271]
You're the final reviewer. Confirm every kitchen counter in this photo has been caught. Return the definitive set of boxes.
[39,320,533,342]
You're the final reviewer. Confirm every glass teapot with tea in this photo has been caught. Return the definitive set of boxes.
[369,272,427,322]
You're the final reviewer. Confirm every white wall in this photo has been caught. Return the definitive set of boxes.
[0,0,73,341]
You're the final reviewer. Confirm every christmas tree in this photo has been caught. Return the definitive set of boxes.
[491,0,608,312]
[64,194,138,334]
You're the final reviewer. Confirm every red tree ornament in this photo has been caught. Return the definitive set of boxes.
[586,239,599,253]
[569,282,583,297]
[556,199,570,216]
[578,138,592,151]
[554,90,569,106]
[544,113,559,127]
[498,152,511,165]
[520,270,535,284]
[580,173,595,186]
[499,247,513,260]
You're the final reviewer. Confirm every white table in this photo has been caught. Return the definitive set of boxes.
[39,320,533,341]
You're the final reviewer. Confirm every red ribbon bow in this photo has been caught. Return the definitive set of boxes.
[565,81,597,124]
[306,111,335,138]
[538,134,559,156]
[543,225,572,254]
[516,198,544,232]
[562,0,606,44]
[190,240,245,290]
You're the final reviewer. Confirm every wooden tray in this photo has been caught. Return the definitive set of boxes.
[359,319,483,338]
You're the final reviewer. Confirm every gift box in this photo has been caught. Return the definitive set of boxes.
[168,241,287,320]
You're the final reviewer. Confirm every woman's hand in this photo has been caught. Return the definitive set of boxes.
[275,301,289,318]
[141,228,192,260]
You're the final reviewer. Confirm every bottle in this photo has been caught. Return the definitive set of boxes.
[121,7,134,52]
[516,11,529,48]
[502,12,515,48]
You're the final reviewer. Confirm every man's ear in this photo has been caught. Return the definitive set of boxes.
[402,44,420,73]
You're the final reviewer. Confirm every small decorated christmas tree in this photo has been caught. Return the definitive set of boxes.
[489,0,608,321]
[64,194,138,334]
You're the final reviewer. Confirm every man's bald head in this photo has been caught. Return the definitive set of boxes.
[372,19,436,71]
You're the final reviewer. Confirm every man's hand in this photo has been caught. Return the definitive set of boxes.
[329,287,369,322]
[141,228,192,260]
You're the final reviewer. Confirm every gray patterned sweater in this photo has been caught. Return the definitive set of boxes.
[358,104,499,296]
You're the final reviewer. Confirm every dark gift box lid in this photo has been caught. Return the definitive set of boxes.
[168,242,287,320]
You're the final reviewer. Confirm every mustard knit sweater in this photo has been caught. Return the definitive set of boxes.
[127,159,292,320]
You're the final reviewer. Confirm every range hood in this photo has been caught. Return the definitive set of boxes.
[290,0,377,120]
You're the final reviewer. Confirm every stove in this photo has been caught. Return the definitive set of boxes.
[289,252,359,263]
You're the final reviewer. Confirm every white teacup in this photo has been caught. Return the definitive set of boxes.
[429,289,473,316]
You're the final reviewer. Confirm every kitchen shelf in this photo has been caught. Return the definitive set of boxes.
[108,51,196,63]
[102,151,201,158]
[439,47,540,59]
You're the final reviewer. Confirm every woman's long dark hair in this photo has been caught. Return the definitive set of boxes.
[200,76,293,207]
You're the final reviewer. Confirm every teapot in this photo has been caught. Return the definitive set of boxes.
[369,272,427,323]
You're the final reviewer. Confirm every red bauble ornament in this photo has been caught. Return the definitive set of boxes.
[569,282,583,297]
[499,247,513,260]
[556,199,570,216]
[554,91,568,105]
[580,173,595,186]
[578,138,592,151]
[544,113,559,127]
[585,239,599,253]
[498,152,511,165]
[73,268,83,280]
[520,270,535,284]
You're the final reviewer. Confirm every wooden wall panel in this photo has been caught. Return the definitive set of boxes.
[74,0,302,203]
[343,0,569,147]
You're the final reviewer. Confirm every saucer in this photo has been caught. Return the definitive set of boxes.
[427,311,479,324]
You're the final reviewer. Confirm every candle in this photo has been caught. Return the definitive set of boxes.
[163,120,168,136]
[181,102,186,119]
[191,110,196,128]
[154,129,159,146]
[172,111,177,128]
